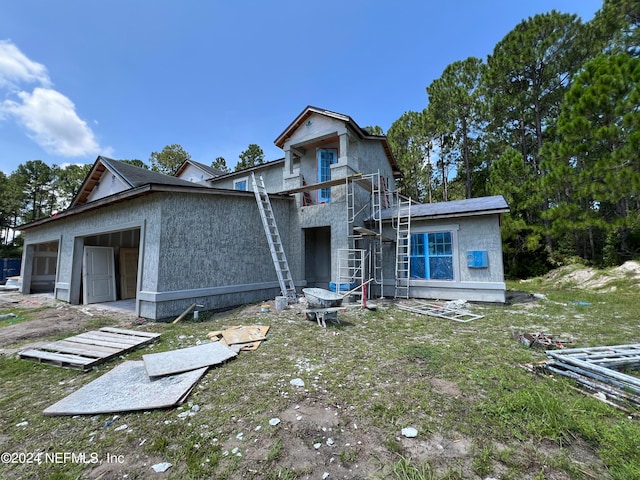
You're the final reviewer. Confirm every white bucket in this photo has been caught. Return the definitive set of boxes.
[275,296,287,311]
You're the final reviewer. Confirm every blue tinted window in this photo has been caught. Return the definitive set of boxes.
[409,232,453,280]
[317,149,337,203]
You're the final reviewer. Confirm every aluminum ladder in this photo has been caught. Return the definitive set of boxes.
[394,195,411,299]
[251,172,297,303]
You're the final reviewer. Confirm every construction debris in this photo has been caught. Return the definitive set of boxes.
[544,343,640,412]
[43,361,207,416]
[207,325,270,351]
[397,300,484,323]
[172,303,198,324]
[44,325,267,415]
[514,331,568,349]
[143,342,237,377]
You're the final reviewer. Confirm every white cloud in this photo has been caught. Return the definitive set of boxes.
[0,39,51,89]
[0,40,105,158]
[2,87,101,157]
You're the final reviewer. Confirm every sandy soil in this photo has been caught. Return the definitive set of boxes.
[0,292,138,354]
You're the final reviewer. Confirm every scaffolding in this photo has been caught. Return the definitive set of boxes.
[336,248,366,299]
[281,170,411,301]
[345,171,392,298]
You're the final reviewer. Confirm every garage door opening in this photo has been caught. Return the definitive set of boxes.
[25,240,59,294]
[72,228,140,307]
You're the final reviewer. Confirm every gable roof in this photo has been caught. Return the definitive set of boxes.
[207,157,285,182]
[380,195,509,222]
[175,159,226,179]
[274,106,401,177]
[72,156,204,207]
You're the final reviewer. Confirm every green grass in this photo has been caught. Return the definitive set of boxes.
[1,270,640,479]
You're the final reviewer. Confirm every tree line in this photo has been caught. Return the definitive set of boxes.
[2,0,637,276]
[386,0,639,276]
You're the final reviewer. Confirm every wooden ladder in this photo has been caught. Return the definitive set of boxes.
[251,172,297,303]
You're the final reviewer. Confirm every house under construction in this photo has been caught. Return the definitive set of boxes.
[18,106,509,320]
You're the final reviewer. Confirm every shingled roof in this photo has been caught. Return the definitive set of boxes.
[380,195,509,221]
[175,159,226,180]
[72,156,205,206]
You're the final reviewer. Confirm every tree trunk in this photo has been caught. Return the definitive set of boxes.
[462,116,471,198]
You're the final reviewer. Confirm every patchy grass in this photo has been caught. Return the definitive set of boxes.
[1,270,640,479]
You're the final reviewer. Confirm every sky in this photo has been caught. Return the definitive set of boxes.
[0,0,603,176]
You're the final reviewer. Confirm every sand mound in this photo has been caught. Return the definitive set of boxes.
[545,261,640,290]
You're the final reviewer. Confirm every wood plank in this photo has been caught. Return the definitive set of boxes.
[81,330,147,343]
[99,327,160,339]
[20,327,161,370]
[48,340,121,355]
[63,336,140,349]
[39,343,116,359]
[19,349,95,365]
[221,325,270,345]
[73,332,142,346]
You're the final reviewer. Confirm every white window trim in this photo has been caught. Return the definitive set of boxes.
[408,224,460,283]
[234,177,249,191]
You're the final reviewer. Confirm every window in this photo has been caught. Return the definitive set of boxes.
[410,231,454,280]
[317,149,338,203]
[234,178,248,191]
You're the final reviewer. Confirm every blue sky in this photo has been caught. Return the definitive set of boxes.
[0,0,602,175]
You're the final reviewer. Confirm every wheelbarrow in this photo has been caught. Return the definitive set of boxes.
[302,288,345,327]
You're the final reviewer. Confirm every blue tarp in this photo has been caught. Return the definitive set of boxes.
[1,258,21,284]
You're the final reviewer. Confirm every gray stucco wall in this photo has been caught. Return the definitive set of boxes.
[207,162,285,193]
[21,190,299,320]
[147,191,298,319]
[21,196,160,305]
[379,214,506,302]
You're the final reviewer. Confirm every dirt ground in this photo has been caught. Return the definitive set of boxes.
[3,260,638,352]
[0,292,138,355]
[1,264,635,479]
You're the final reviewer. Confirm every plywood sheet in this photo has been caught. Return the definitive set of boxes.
[43,361,206,416]
[220,325,269,345]
[143,342,237,378]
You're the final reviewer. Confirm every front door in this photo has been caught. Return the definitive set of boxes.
[83,246,116,304]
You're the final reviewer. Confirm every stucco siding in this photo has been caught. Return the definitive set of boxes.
[21,196,160,303]
[144,191,298,319]
[207,162,284,192]
[21,190,300,320]
[287,114,346,146]
[379,213,506,302]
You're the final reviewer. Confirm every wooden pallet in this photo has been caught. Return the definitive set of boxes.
[19,327,160,371]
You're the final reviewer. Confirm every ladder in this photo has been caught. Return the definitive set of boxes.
[369,172,384,295]
[251,172,297,303]
[395,195,412,299]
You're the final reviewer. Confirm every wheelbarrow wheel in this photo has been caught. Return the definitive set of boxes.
[305,312,317,321]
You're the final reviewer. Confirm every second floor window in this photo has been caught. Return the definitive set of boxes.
[234,179,248,191]
[317,149,338,203]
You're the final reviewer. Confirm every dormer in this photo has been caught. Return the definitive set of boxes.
[71,156,203,207]
[175,159,225,185]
